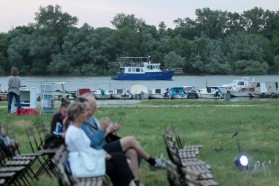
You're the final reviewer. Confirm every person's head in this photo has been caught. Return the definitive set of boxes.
[11,67,19,76]
[59,98,71,117]
[81,93,97,117]
[67,101,87,124]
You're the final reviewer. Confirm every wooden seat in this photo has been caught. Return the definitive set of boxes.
[0,148,31,186]
[6,128,51,181]
[52,145,104,186]
[161,158,186,186]
[0,172,16,185]
[0,179,6,186]
[162,125,218,186]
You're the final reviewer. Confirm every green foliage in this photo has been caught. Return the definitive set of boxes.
[234,60,268,75]
[163,51,184,68]
[0,33,10,75]
[1,5,279,76]
[33,4,78,45]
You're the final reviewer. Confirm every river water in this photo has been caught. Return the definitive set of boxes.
[1,75,278,104]
[1,75,278,91]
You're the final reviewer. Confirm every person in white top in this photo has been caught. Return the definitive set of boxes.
[65,101,137,186]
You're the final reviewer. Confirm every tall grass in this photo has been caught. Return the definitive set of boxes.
[0,100,279,186]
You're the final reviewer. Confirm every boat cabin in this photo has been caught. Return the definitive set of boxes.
[169,87,185,96]
[120,62,161,73]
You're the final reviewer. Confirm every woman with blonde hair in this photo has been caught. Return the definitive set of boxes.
[65,101,136,186]
[8,67,21,113]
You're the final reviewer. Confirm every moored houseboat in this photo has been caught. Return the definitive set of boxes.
[112,57,174,80]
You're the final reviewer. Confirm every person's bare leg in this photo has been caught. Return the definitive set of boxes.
[120,136,150,160]
[129,180,136,186]
[125,149,139,180]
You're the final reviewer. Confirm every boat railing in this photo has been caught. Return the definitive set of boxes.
[119,62,144,67]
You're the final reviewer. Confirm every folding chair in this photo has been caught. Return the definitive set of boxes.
[0,147,31,186]
[52,145,105,186]
[36,123,50,148]
[5,128,48,182]
[0,172,16,186]
[25,127,58,178]
[161,158,186,186]
[52,145,72,186]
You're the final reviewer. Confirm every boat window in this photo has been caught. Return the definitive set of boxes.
[155,89,161,93]
[184,87,191,92]
[128,68,131,72]
[132,68,136,72]
[141,68,144,72]
[238,81,244,85]
[136,68,140,72]
[117,89,123,94]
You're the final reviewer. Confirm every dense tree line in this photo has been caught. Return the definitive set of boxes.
[0,5,279,76]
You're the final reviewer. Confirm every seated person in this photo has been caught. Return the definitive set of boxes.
[0,138,13,158]
[79,94,165,185]
[65,101,137,186]
[0,127,16,158]
[50,98,70,135]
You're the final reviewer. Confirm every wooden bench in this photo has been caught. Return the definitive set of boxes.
[52,145,104,186]
[162,125,218,186]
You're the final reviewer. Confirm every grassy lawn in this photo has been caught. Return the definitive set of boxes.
[0,99,279,186]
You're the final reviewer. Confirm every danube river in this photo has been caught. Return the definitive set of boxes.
[0,75,278,91]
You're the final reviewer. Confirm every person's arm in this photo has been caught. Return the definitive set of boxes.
[67,130,98,154]
[18,77,21,88]
[71,135,94,153]
[8,77,12,89]
[80,124,105,148]
[50,113,59,134]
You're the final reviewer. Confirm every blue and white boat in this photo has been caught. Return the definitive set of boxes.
[112,57,174,80]
[168,87,188,99]
[168,86,198,99]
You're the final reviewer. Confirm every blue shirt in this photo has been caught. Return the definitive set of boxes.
[80,116,106,149]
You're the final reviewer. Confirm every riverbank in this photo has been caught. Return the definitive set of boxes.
[0,100,279,186]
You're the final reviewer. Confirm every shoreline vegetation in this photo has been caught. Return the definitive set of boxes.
[1,5,279,77]
[0,100,279,186]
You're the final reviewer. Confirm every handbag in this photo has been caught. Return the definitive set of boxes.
[43,134,64,149]
[68,150,106,178]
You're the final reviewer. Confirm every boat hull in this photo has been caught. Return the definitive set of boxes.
[249,93,279,98]
[171,94,188,99]
[111,94,131,99]
[149,94,171,99]
[112,71,174,80]
[198,94,223,99]
[131,94,149,99]
[94,94,112,100]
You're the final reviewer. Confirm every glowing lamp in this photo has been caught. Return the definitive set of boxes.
[234,154,249,169]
